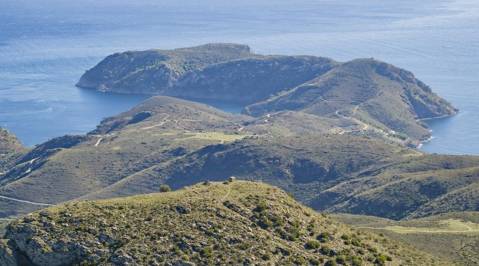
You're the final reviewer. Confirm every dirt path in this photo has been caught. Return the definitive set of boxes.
[94,137,103,147]
[220,184,232,202]
[357,224,479,234]
[0,195,53,206]
[141,114,170,130]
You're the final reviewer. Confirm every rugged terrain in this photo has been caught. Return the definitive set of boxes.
[0,43,477,265]
[78,43,456,142]
[0,96,477,221]
[0,181,442,265]
[334,212,479,265]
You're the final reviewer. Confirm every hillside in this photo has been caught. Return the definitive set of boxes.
[315,155,479,220]
[334,212,479,265]
[0,97,477,221]
[0,97,248,217]
[0,181,442,265]
[76,43,253,94]
[0,129,26,173]
[245,59,457,141]
[78,44,455,142]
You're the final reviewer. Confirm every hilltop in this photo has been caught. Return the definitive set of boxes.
[0,181,441,265]
[77,43,456,142]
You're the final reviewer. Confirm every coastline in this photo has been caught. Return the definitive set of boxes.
[416,111,458,150]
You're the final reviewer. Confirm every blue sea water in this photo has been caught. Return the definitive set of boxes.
[0,0,478,154]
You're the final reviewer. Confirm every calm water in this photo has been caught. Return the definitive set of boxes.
[0,0,478,154]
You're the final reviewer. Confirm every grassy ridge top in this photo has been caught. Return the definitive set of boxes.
[1,181,441,265]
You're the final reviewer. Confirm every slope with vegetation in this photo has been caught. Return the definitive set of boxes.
[0,181,442,265]
[0,96,477,221]
[334,212,479,265]
[78,43,456,142]
[76,43,254,95]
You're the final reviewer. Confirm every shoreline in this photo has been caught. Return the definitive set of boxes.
[417,111,458,122]
[416,111,457,150]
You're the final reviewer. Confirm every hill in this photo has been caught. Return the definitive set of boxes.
[315,155,479,220]
[76,43,253,94]
[244,59,457,141]
[0,96,477,221]
[78,44,455,142]
[333,212,479,265]
[0,181,442,265]
[0,96,248,217]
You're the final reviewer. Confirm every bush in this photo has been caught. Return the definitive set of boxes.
[305,240,321,250]
[317,232,332,243]
[200,247,213,258]
[325,260,337,266]
[320,246,334,256]
[336,255,347,264]
[375,254,389,265]
[351,238,362,247]
[159,184,171,192]
[351,256,363,266]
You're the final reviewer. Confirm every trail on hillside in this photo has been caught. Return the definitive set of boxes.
[357,219,479,234]
[0,195,53,206]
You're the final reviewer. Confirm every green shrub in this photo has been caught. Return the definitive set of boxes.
[375,254,389,265]
[351,238,362,247]
[336,255,346,264]
[325,260,337,266]
[200,247,213,258]
[159,184,171,192]
[319,246,334,256]
[305,240,321,250]
[317,232,332,243]
[253,201,268,213]
[351,256,363,266]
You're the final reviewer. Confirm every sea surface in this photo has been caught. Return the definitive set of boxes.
[0,0,478,154]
